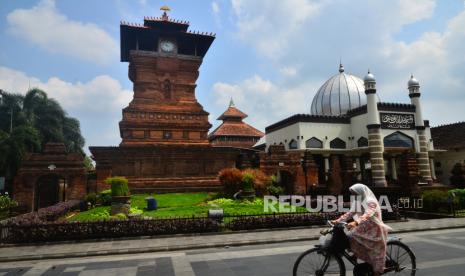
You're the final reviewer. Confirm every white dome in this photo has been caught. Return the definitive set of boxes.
[311,64,366,116]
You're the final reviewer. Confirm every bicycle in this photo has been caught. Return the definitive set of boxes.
[293,221,416,275]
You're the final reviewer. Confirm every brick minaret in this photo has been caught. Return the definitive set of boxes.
[118,9,215,146]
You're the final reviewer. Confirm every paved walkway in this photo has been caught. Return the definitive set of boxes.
[1,217,465,262]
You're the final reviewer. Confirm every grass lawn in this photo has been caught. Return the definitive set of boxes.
[68,192,308,222]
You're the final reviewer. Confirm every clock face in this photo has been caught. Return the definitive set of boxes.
[160,40,175,53]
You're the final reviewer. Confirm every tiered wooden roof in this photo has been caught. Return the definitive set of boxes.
[431,122,465,150]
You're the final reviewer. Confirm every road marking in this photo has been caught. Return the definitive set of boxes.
[409,236,465,251]
[172,256,196,276]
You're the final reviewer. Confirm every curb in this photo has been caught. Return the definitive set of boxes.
[1,223,465,263]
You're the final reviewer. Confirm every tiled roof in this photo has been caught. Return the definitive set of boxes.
[217,106,248,120]
[209,121,264,138]
[431,122,465,150]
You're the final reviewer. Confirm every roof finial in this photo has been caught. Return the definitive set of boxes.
[339,62,344,73]
[229,97,235,107]
[160,5,170,20]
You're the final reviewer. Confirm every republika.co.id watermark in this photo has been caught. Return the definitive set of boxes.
[263,195,423,213]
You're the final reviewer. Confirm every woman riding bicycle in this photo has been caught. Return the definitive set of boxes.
[331,183,392,276]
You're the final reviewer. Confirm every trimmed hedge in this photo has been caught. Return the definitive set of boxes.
[229,212,343,231]
[5,200,81,225]
[1,217,220,243]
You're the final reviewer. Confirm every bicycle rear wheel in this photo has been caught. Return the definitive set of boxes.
[293,247,346,276]
[384,240,416,275]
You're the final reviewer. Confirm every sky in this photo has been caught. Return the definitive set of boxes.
[1,0,465,155]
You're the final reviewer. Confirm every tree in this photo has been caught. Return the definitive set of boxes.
[0,88,86,189]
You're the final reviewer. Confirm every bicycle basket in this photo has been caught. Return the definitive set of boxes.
[319,233,333,248]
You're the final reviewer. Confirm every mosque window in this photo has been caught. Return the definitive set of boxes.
[289,139,298,149]
[357,137,368,147]
[306,137,323,148]
[384,132,414,148]
[330,138,346,149]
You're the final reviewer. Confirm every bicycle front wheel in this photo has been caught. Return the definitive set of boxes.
[384,240,416,275]
[293,247,346,276]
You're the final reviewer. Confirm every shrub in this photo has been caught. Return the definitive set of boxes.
[218,168,243,197]
[98,189,112,206]
[1,217,220,243]
[265,175,284,196]
[105,176,130,197]
[112,213,127,220]
[5,200,80,225]
[449,189,465,209]
[229,212,342,231]
[422,190,449,212]
[242,173,255,192]
[0,194,18,211]
[243,169,269,196]
[85,193,97,206]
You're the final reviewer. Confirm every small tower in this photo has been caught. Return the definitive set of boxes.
[408,75,433,184]
[364,70,387,187]
[208,100,264,148]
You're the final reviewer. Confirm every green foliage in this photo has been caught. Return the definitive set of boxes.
[242,173,255,192]
[85,193,97,206]
[0,88,86,182]
[70,206,110,221]
[449,189,465,209]
[83,156,95,171]
[105,176,130,197]
[0,194,18,211]
[422,189,449,212]
[112,213,128,220]
[265,175,284,196]
[98,189,112,206]
[130,207,143,215]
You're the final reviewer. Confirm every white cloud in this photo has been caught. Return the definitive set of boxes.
[213,75,322,131]
[6,0,118,65]
[223,0,465,127]
[212,1,220,14]
[0,66,132,151]
[280,66,298,77]
[231,0,323,58]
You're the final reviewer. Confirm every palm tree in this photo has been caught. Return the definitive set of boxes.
[0,88,86,190]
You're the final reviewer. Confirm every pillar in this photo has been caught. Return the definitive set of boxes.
[355,157,362,181]
[408,75,432,184]
[390,157,398,180]
[429,158,436,180]
[364,70,387,187]
[324,155,330,181]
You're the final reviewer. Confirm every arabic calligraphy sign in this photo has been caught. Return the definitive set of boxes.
[380,113,415,129]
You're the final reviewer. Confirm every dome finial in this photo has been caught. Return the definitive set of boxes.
[408,74,419,88]
[338,60,344,73]
[229,97,235,107]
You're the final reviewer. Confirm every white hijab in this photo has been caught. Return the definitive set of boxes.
[349,183,392,231]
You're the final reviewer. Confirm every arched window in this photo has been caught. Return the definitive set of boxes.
[306,137,323,148]
[357,137,368,147]
[384,132,414,148]
[330,138,346,149]
[289,139,298,149]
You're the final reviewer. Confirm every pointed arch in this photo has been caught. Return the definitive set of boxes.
[383,131,414,148]
[289,139,298,149]
[305,137,323,149]
[357,137,368,147]
[330,137,346,149]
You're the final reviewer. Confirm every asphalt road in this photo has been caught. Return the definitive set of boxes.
[1,228,465,275]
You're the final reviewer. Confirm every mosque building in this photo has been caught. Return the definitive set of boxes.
[258,64,439,187]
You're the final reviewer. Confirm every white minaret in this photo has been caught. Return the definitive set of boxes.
[364,70,387,187]
[408,75,432,184]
